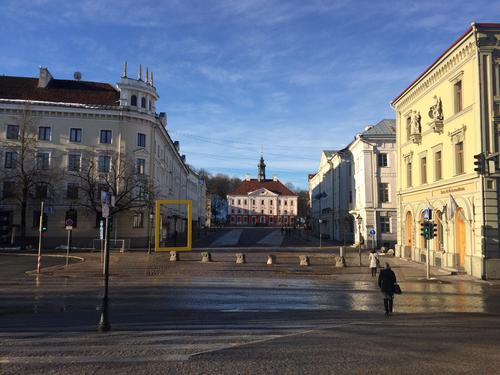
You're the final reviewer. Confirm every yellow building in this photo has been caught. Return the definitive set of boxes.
[391,23,500,279]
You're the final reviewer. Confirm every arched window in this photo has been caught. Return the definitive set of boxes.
[131,95,137,106]
[141,97,146,108]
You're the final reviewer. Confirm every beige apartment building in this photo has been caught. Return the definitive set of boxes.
[0,65,206,249]
[391,23,500,278]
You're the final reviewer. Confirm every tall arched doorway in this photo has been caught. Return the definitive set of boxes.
[404,211,413,256]
[455,208,466,267]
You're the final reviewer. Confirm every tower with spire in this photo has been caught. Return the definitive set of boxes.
[257,156,266,181]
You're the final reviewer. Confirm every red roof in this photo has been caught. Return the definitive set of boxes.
[228,179,297,196]
[391,23,500,105]
[0,76,120,106]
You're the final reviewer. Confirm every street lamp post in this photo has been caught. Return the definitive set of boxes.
[356,215,362,266]
[318,219,323,248]
[147,212,153,255]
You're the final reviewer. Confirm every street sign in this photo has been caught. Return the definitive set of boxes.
[102,205,110,218]
[65,218,74,227]
[43,206,53,214]
[99,220,104,240]
[65,226,73,230]
[101,191,110,205]
[369,228,376,237]
[423,208,432,221]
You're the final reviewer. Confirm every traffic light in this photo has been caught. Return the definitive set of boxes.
[41,213,48,232]
[474,153,486,174]
[108,217,113,233]
[423,222,431,240]
[432,222,437,239]
[420,222,425,237]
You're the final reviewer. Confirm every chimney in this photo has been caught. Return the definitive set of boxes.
[174,141,180,151]
[38,66,53,88]
[181,154,186,163]
[159,112,167,127]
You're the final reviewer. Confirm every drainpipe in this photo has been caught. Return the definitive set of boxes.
[473,23,488,279]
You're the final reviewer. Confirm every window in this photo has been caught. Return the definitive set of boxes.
[70,128,82,142]
[231,199,234,205]
[141,97,146,108]
[380,217,390,233]
[136,185,146,199]
[238,209,241,214]
[67,183,79,199]
[270,200,273,206]
[290,200,294,206]
[37,152,50,170]
[284,200,288,206]
[269,217,273,224]
[98,155,111,173]
[407,160,412,187]
[231,209,235,214]
[6,125,19,140]
[252,199,255,205]
[406,116,411,141]
[38,127,51,141]
[435,151,442,181]
[454,80,462,113]
[2,181,15,198]
[455,142,464,175]
[100,130,112,144]
[35,183,48,199]
[136,158,146,174]
[68,154,81,172]
[379,183,389,203]
[131,95,137,106]
[270,210,273,215]
[378,153,388,167]
[237,199,241,205]
[244,199,247,205]
[4,152,17,168]
[138,133,146,147]
[421,157,427,184]
[261,200,265,205]
[133,212,144,228]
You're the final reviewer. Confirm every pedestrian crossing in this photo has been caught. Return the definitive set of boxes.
[210,229,243,247]
[0,325,311,364]
[257,230,284,246]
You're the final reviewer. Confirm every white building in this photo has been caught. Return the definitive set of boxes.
[227,157,298,226]
[308,119,397,248]
[0,65,205,248]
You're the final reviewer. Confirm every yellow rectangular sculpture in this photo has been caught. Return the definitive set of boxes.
[154,199,192,252]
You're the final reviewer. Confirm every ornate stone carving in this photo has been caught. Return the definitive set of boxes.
[428,95,444,133]
[409,110,422,144]
[448,124,467,144]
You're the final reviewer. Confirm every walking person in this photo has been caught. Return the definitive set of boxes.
[378,263,397,316]
[368,250,379,277]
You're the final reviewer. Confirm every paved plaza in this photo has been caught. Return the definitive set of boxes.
[1,238,500,374]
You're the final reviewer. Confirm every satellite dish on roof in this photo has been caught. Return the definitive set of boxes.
[73,71,82,81]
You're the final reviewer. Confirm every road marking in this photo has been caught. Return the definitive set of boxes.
[257,230,284,246]
[210,229,243,247]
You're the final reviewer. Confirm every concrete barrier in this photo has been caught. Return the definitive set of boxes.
[201,252,212,263]
[170,251,179,262]
[299,255,310,266]
[267,255,275,265]
[236,253,246,264]
[336,256,346,267]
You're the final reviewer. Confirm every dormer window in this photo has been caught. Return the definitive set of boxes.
[131,95,137,106]
[141,97,146,108]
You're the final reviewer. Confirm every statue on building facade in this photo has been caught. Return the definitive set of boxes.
[428,95,443,121]
[410,110,421,134]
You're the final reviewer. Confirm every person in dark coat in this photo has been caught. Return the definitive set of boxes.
[378,262,397,315]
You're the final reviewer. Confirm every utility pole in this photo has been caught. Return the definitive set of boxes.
[99,193,111,332]
[36,201,44,274]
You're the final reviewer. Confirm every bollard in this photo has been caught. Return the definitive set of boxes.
[336,256,346,267]
[299,255,310,266]
[201,251,212,263]
[267,255,276,265]
[339,247,344,258]
[236,253,246,264]
[170,251,179,262]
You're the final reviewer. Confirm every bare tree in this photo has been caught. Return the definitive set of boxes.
[0,107,62,246]
[69,150,156,219]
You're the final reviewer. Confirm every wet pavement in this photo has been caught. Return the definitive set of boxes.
[1,249,500,374]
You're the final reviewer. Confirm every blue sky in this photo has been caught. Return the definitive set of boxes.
[1,0,499,189]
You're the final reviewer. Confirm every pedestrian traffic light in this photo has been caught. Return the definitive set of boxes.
[41,213,48,232]
[474,152,486,174]
[423,222,431,240]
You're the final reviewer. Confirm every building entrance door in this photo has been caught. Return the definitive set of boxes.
[404,211,413,256]
[455,208,466,267]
